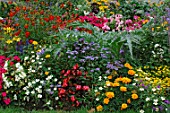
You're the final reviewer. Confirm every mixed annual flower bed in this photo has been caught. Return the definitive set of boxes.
[0,0,170,113]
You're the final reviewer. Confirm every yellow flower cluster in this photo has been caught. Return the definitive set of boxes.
[136,65,170,88]
[90,0,120,12]
[124,63,136,76]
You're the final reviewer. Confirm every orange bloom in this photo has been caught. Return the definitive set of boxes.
[103,98,110,104]
[127,98,131,104]
[124,63,133,69]
[131,93,138,100]
[120,86,127,92]
[96,105,103,111]
[105,92,114,99]
[128,70,136,76]
[121,103,128,110]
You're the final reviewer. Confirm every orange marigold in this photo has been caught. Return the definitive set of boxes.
[128,70,136,76]
[120,86,127,92]
[103,98,110,104]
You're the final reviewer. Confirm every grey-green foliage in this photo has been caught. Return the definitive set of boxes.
[54,21,142,59]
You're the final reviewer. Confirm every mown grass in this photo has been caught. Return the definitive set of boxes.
[0,107,140,113]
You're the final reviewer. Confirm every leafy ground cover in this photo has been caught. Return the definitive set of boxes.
[0,0,170,113]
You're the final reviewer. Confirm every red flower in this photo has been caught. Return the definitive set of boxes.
[58,88,66,95]
[76,85,82,90]
[61,70,65,75]
[40,10,44,15]
[2,92,7,97]
[82,86,89,91]
[0,85,2,90]
[24,24,29,29]
[70,96,76,102]
[25,31,30,38]
[9,11,15,17]
[13,29,21,36]
[29,39,33,44]
[10,62,14,66]
[3,98,11,105]
[13,56,20,62]
[49,15,55,21]
[76,101,80,106]
[64,70,71,76]
[73,64,79,70]
[62,83,68,87]
[77,70,82,76]
[52,25,57,30]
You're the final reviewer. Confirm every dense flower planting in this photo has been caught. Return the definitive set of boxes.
[0,0,170,113]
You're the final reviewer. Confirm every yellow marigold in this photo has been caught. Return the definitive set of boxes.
[111,82,120,87]
[6,39,13,44]
[106,81,112,86]
[103,98,110,104]
[116,1,120,7]
[45,54,51,58]
[108,75,112,79]
[45,71,49,75]
[131,93,138,100]
[96,105,103,111]
[13,36,20,42]
[121,103,128,110]
[120,86,127,92]
[32,41,38,45]
[105,92,114,99]
[152,27,154,31]
[128,70,136,76]
[124,63,133,69]
[121,77,132,84]
[114,77,122,83]
[127,98,131,104]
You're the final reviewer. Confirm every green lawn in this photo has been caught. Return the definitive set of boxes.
[0,107,141,113]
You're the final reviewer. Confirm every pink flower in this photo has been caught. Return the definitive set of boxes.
[82,86,90,91]
[2,92,7,97]
[76,101,80,106]
[73,64,79,70]
[77,70,82,76]
[134,15,139,20]
[3,98,11,105]
[70,95,76,102]
[76,85,82,90]
[13,56,20,62]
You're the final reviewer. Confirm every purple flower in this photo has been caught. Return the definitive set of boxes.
[101,54,107,58]
[105,70,110,74]
[90,70,94,72]
[50,85,54,88]
[79,38,84,42]
[119,50,124,55]
[106,63,118,70]
[79,59,85,63]
[164,100,170,104]
[96,68,100,71]
[85,56,94,60]
[158,106,164,111]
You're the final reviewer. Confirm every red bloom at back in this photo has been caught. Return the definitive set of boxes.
[24,24,29,29]
[13,29,21,36]
[49,15,55,21]
[25,31,30,38]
